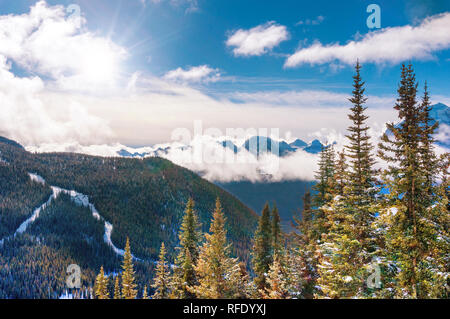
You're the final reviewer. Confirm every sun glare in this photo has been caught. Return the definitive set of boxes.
[79,47,119,85]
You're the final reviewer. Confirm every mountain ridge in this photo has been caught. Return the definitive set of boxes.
[0,136,258,297]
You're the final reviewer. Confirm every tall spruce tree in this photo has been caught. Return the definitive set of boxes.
[316,62,378,298]
[252,203,273,293]
[418,82,439,199]
[343,60,377,294]
[152,242,171,299]
[345,61,376,204]
[377,63,449,298]
[190,198,241,298]
[121,237,138,299]
[171,198,202,298]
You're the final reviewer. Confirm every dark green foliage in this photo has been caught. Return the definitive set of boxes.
[0,164,52,238]
[345,61,376,204]
[28,194,120,271]
[252,203,273,292]
[0,194,154,298]
[0,234,84,299]
[376,63,449,298]
[171,198,202,298]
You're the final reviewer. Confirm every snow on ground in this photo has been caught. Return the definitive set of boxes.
[50,186,125,256]
[0,173,126,258]
[28,173,46,185]
[15,191,55,235]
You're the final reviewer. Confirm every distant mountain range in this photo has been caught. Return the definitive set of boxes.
[117,136,325,159]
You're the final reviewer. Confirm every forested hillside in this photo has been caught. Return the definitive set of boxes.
[0,138,258,298]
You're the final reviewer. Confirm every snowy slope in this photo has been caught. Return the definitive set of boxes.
[1,173,126,257]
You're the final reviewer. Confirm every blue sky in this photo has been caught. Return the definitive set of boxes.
[3,0,450,94]
[0,0,449,149]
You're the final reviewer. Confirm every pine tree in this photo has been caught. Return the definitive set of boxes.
[171,198,202,299]
[152,242,171,299]
[121,237,137,299]
[190,198,241,299]
[252,203,273,293]
[316,62,379,298]
[113,276,121,299]
[94,266,110,299]
[310,144,336,242]
[316,201,364,298]
[377,63,449,298]
[418,82,439,200]
[345,61,376,204]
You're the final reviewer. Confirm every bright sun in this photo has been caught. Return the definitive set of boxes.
[79,47,119,85]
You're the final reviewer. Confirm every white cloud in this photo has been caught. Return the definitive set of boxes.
[0,1,127,92]
[0,1,122,145]
[0,56,113,146]
[285,12,450,68]
[167,140,319,182]
[226,21,289,57]
[164,65,221,83]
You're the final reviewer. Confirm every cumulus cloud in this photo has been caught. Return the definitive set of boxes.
[0,1,123,145]
[285,12,450,68]
[0,1,127,92]
[0,56,113,146]
[226,21,289,56]
[164,65,221,83]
